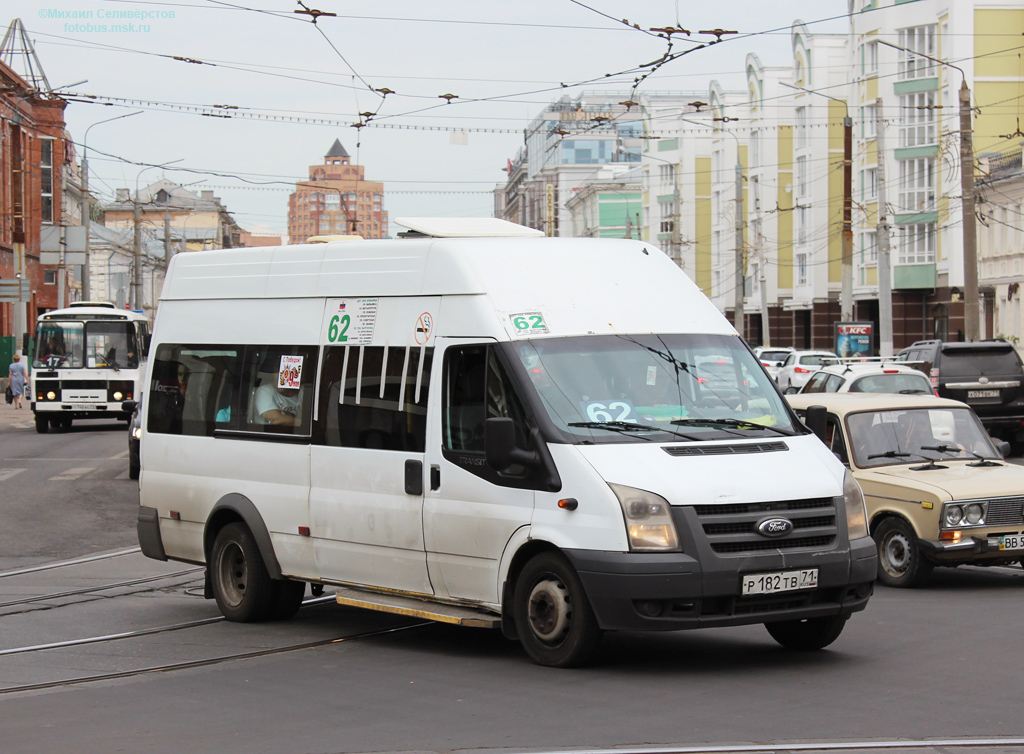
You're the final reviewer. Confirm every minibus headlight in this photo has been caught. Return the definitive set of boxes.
[113,391,123,401]
[46,391,57,400]
[843,470,869,540]
[609,484,680,552]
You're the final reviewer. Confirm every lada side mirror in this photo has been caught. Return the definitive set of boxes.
[995,439,1011,458]
[804,405,827,444]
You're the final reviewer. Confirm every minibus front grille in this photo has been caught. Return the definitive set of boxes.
[663,441,788,457]
[691,497,838,555]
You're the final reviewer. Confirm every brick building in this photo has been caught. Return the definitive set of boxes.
[287,140,387,242]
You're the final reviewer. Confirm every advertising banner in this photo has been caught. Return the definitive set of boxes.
[835,322,874,359]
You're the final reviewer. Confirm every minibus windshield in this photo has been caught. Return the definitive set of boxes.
[34,320,138,370]
[510,334,798,443]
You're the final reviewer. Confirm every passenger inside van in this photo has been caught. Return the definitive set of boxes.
[254,380,303,426]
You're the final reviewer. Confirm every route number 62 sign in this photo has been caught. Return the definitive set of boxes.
[509,311,549,336]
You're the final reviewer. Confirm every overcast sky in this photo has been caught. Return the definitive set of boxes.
[6,1,848,238]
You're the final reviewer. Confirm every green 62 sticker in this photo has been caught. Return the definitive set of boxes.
[509,311,549,336]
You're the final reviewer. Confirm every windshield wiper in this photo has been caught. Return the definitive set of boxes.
[568,420,700,441]
[671,417,793,436]
[898,389,930,394]
[920,444,1002,467]
[867,449,946,470]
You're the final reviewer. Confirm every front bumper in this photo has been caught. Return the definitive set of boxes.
[919,534,1024,563]
[565,536,876,632]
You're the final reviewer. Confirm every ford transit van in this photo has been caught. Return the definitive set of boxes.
[135,218,876,667]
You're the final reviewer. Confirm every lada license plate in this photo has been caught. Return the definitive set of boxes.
[999,534,1024,550]
[741,568,818,596]
[968,390,1000,399]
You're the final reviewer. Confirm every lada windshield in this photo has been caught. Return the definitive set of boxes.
[847,407,1000,468]
[510,334,798,443]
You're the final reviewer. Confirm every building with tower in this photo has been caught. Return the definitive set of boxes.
[287,140,387,242]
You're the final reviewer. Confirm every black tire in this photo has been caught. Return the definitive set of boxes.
[35,414,49,434]
[210,522,277,622]
[270,579,306,621]
[874,516,933,588]
[765,615,848,650]
[60,416,72,429]
[128,462,140,480]
[513,551,602,668]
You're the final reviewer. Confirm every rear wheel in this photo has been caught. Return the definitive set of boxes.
[874,516,933,588]
[35,414,49,434]
[513,552,602,668]
[210,522,277,622]
[765,615,848,650]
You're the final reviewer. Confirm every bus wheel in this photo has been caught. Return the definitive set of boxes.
[766,615,848,650]
[35,415,49,434]
[270,579,306,621]
[210,522,276,622]
[59,417,72,429]
[513,552,602,668]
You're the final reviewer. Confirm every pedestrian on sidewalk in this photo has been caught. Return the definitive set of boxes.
[8,353,28,410]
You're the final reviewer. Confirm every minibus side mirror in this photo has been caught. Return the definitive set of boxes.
[142,334,152,358]
[122,400,138,414]
[485,417,538,470]
[804,405,827,444]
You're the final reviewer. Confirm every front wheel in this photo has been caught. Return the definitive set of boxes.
[35,414,49,434]
[765,615,848,650]
[513,552,602,668]
[210,522,277,622]
[874,516,933,588]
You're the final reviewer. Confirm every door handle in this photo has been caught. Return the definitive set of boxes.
[404,459,423,496]
[430,464,441,491]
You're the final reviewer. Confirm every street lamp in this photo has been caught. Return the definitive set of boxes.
[680,116,747,341]
[133,159,182,311]
[80,111,143,300]
[877,40,979,342]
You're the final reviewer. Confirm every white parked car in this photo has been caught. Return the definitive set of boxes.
[753,346,796,382]
[776,350,840,392]
[795,362,935,396]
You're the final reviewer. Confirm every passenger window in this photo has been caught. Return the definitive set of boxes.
[240,346,317,435]
[147,344,240,436]
[825,374,845,392]
[825,416,849,465]
[443,345,530,457]
[803,373,827,393]
[318,345,433,451]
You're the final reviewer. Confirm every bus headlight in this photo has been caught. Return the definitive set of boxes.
[843,469,869,539]
[46,391,57,400]
[609,484,681,552]
[113,391,123,401]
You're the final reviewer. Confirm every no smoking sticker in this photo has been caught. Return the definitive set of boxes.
[415,312,434,344]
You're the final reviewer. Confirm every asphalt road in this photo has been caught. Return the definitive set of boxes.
[1,408,1023,754]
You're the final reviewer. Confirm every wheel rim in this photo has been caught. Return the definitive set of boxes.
[881,530,912,577]
[527,577,572,645]
[216,541,248,608]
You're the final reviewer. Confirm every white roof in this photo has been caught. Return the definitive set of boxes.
[395,217,544,238]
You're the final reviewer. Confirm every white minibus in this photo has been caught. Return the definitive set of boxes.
[135,218,876,667]
[32,302,150,433]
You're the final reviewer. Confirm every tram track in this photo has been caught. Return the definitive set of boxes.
[0,547,142,578]
[0,567,204,611]
[527,740,1024,754]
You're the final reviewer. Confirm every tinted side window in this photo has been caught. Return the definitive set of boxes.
[319,345,433,451]
[239,346,318,435]
[940,347,1024,379]
[803,373,828,393]
[443,346,530,455]
[148,344,240,436]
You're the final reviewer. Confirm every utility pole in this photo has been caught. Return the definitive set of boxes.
[960,80,979,341]
[734,155,745,341]
[753,176,770,346]
[875,99,894,358]
[841,113,853,321]
[132,197,142,311]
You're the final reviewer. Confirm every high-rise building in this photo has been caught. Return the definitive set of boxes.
[287,140,387,242]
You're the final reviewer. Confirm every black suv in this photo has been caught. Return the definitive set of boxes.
[896,339,1024,447]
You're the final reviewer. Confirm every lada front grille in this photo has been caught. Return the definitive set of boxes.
[692,497,838,555]
[978,495,1024,527]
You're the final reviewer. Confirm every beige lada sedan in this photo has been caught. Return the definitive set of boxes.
[787,393,1023,587]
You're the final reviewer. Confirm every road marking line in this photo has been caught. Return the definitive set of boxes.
[0,469,27,482]
[110,450,129,459]
[113,470,130,480]
[48,467,96,481]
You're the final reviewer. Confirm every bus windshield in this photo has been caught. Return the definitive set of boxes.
[509,333,798,443]
[34,320,139,370]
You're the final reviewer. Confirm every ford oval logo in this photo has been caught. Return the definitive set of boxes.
[756,517,793,538]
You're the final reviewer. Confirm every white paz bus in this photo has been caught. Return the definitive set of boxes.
[32,302,150,433]
[135,218,876,667]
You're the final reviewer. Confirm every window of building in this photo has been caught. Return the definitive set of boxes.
[897,25,937,80]
[897,222,936,265]
[44,270,57,285]
[797,205,810,246]
[658,200,675,234]
[40,138,54,224]
[864,40,879,75]
[796,253,808,286]
[796,155,808,196]
[899,91,936,148]
[658,163,676,184]
[861,168,878,201]
[898,157,935,213]
[796,107,808,149]
[861,104,877,138]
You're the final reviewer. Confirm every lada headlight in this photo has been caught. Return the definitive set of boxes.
[609,484,681,552]
[943,502,986,528]
[843,469,869,539]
